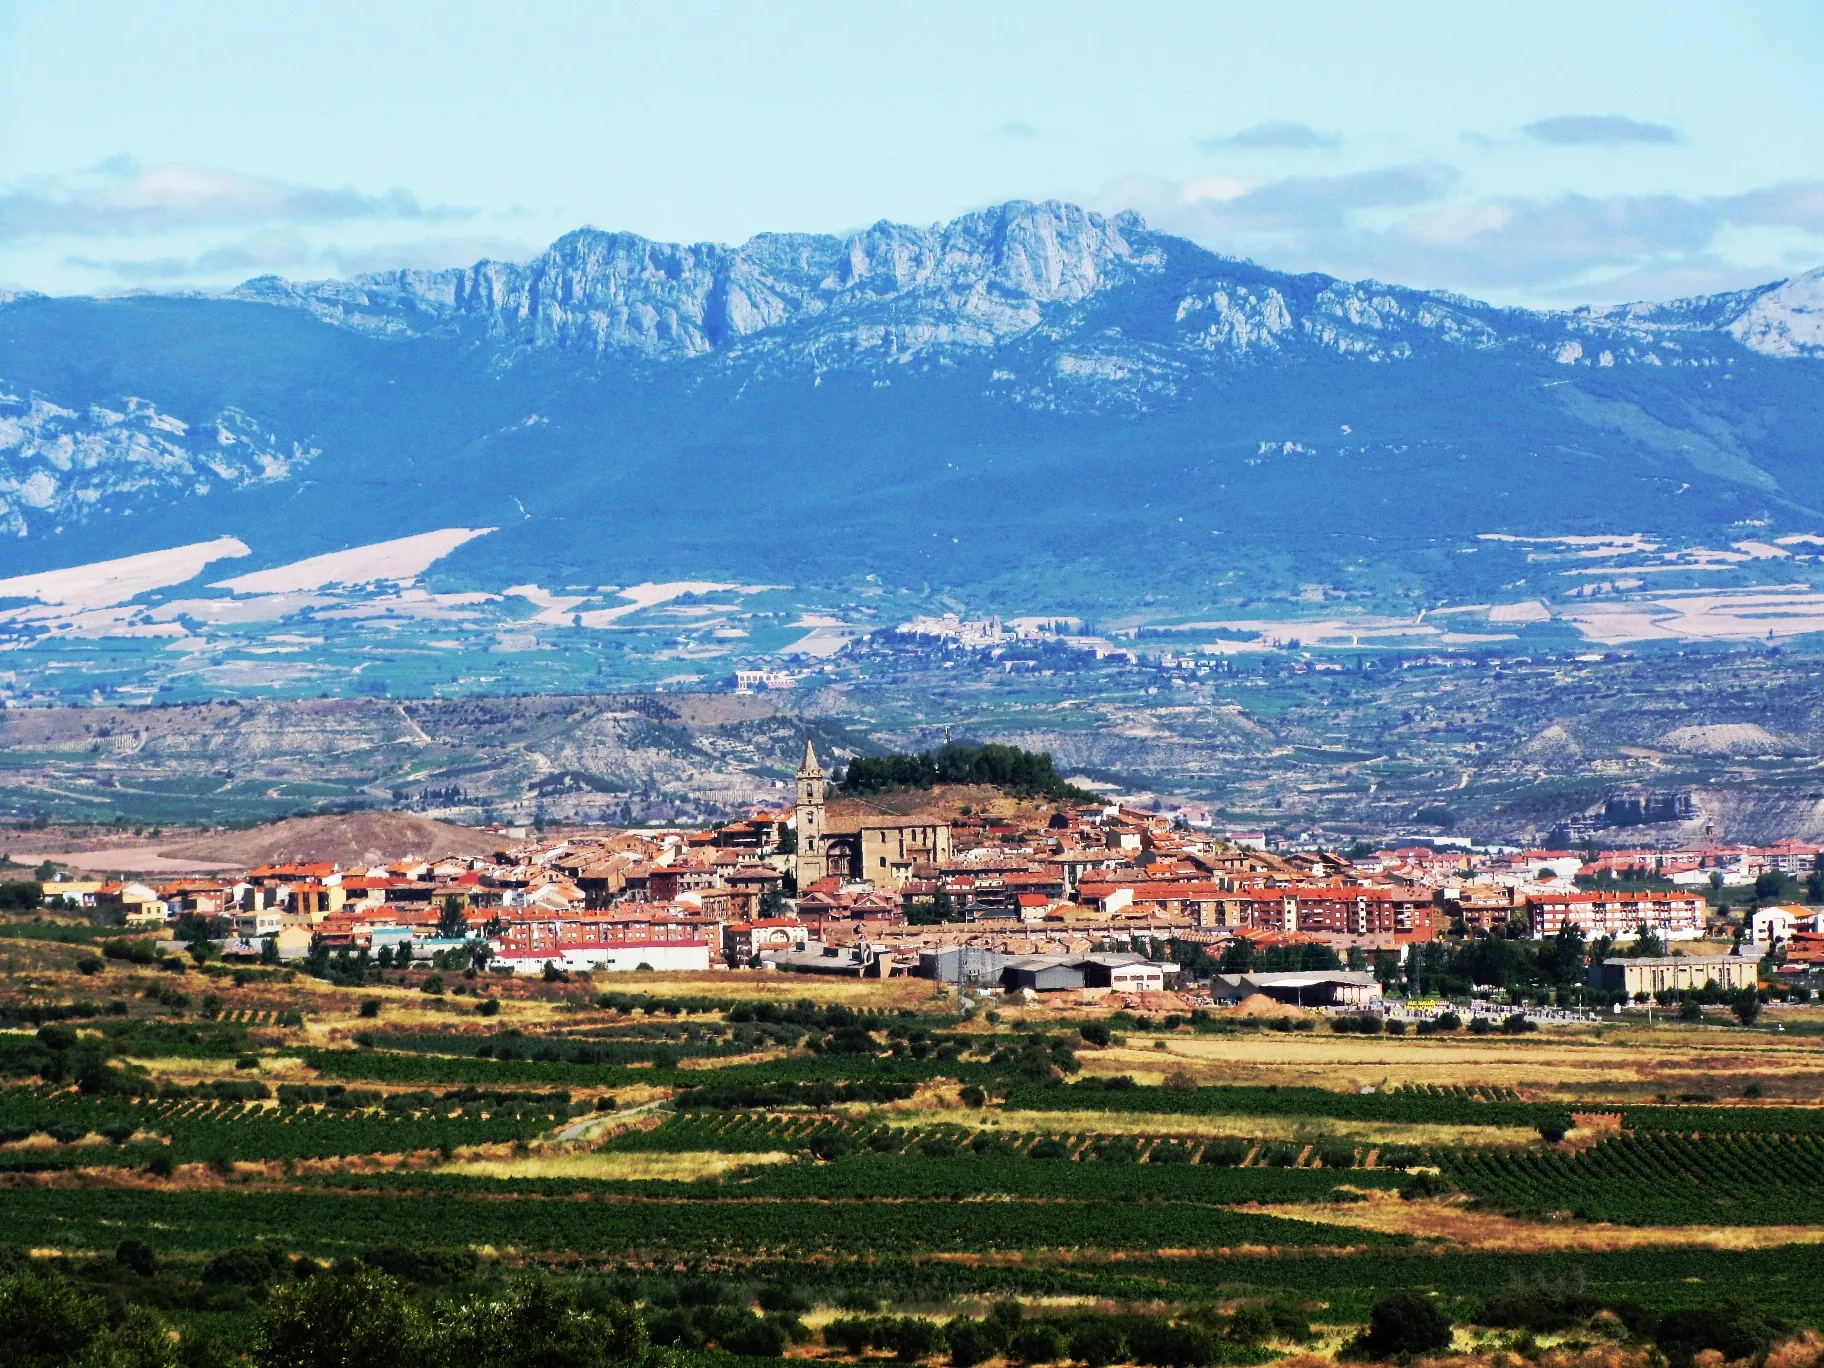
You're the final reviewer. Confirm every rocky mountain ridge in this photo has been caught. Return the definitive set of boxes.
[1,198,1822,602]
[0,387,316,538]
[226,199,1824,370]
[231,201,1157,364]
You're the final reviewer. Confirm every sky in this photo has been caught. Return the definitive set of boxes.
[1,0,1822,307]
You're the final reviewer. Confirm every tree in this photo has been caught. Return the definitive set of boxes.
[1656,1303,1780,1366]
[115,1239,159,1277]
[879,1318,947,1363]
[947,1320,1003,1367]
[436,898,469,941]
[1219,939,1255,974]
[0,1268,184,1368]
[1372,949,1402,991]
[840,742,1097,802]
[757,887,790,920]
[0,1271,109,1368]
[256,1269,430,1368]
[774,824,797,856]
[905,887,960,925]
[1754,870,1789,903]
[1358,1292,1452,1358]
[1731,988,1763,1027]
[0,880,42,912]
[1009,1324,1067,1364]
[1537,924,1587,986]
[1067,1322,1126,1368]
[435,1276,647,1368]
[174,912,226,944]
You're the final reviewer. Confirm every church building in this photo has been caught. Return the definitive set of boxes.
[794,741,952,892]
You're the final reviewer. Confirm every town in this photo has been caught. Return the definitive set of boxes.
[34,741,1820,1018]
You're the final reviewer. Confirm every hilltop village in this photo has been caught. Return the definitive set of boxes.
[33,743,1824,1011]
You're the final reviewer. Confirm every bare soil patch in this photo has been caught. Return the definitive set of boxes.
[158,811,499,867]
[436,1150,794,1182]
[1247,1193,1824,1251]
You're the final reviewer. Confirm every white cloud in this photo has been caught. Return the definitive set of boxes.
[1103,163,1460,239]
[1522,114,1683,146]
[0,156,470,243]
[1099,163,1824,303]
[1198,121,1341,152]
[65,233,537,284]
[1725,179,1824,232]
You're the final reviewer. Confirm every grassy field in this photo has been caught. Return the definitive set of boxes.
[1081,1026,1824,1101]
[5,924,1824,1368]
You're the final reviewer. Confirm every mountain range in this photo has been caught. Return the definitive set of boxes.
[3,199,1823,611]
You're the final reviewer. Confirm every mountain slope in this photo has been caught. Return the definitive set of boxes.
[231,202,1155,359]
[1,200,1821,611]
[228,200,1824,370]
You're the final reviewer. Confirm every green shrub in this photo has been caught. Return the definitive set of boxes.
[1201,1138,1250,1167]
[826,1318,876,1354]
[114,1239,158,1277]
[947,1319,1005,1367]
[1358,1291,1452,1357]
[1125,1318,1215,1367]
[1067,1321,1126,1368]
[1009,1322,1067,1364]
[1400,1170,1451,1200]
[722,1316,788,1357]
[1259,1142,1300,1168]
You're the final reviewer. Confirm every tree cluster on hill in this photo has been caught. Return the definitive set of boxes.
[838,743,1098,803]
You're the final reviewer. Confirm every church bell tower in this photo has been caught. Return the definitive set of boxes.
[794,740,828,889]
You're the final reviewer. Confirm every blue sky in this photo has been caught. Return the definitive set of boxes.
[1,0,1821,306]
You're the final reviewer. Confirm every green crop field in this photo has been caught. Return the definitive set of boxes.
[7,951,1824,1368]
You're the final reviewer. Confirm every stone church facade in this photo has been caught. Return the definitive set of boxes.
[794,742,951,891]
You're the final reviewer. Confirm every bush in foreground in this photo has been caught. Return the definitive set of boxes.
[1352,1291,1453,1358]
